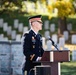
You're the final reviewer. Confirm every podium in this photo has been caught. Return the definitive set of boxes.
[35,50,70,75]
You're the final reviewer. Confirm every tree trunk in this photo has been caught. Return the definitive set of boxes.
[58,17,67,37]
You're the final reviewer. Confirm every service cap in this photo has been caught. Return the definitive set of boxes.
[28,15,42,22]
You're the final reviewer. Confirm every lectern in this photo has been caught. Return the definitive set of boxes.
[35,50,70,75]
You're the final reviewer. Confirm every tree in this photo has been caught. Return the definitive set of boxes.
[52,0,75,36]
[72,0,76,13]
[0,0,23,14]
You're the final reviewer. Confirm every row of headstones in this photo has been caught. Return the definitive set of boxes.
[0,18,74,41]
[44,20,72,31]
[0,33,65,50]
[0,18,72,34]
[0,18,29,35]
[1,18,30,33]
[42,36,66,50]
[3,22,28,34]
[0,31,76,45]
[0,33,22,41]
[44,30,76,44]
[12,27,76,44]
[0,19,29,41]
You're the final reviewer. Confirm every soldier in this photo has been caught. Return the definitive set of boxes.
[22,15,44,75]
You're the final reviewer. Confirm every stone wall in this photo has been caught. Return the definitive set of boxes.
[0,41,24,75]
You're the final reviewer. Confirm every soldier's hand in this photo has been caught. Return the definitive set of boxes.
[38,57,42,61]
[30,54,35,61]
[36,57,42,61]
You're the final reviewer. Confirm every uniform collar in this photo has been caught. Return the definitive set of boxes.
[30,28,38,35]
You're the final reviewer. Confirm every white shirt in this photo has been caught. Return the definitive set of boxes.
[30,27,38,35]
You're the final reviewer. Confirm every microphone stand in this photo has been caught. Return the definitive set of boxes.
[48,38,60,51]
[51,41,63,52]
[52,42,59,51]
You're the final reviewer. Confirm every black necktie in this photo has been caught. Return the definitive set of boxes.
[36,34,40,40]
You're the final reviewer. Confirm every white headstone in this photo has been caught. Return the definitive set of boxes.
[11,30,16,40]
[63,31,69,41]
[59,37,65,49]
[14,19,19,29]
[4,37,8,41]
[71,35,76,44]
[16,34,21,42]
[0,34,4,38]
[44,20,49,30]
[23,26,29,34]
[0,18,3,28]
[63,47,69,50]
[72,50,76,61]
[44,31,50,39]
[3,22,8,32]
[50,23,55,32]
[67,23,72,31]
[46,40,52,50]
[42,37,46,50]
[52,34,58,44]
[0,34,4,41]
[18,23,23,32]
[7,26,12,35]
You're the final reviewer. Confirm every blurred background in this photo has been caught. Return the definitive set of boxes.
[0,0,76,75]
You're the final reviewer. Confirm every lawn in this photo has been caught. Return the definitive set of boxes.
[61,52,76,75]
[61,61,76,75]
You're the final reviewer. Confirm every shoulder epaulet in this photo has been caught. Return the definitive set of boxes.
[23,31,29,37]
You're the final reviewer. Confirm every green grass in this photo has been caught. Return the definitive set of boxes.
[61,51,76,75]
[61,61,76,75]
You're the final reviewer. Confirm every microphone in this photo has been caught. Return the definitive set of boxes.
[47,36,55,46]
[47,36,59,51]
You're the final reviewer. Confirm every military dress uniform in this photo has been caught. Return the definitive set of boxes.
[22,30,44,75]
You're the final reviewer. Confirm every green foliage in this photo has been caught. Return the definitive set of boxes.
[0,0,23,6]
[28,0,37,3]
[52,0,75,18]
[0,0,23,14]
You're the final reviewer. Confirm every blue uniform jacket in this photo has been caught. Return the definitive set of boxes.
[22,30,44,71]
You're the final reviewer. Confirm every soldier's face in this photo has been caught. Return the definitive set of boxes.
[32,20,43,31]
[35,20,43,30]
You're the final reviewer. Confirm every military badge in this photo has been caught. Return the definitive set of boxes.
[32,36,36,48]
[32,36,36,43]
[33,45,35,48]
